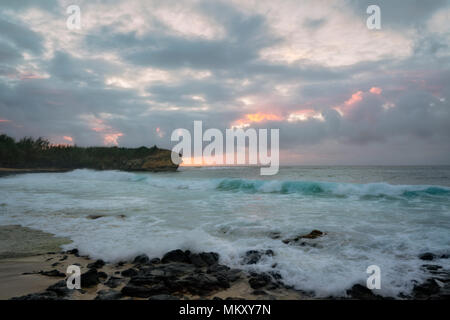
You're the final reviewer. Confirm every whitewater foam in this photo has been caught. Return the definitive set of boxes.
[0,167,449,297]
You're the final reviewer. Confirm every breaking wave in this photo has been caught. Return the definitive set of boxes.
[215,178,450,199]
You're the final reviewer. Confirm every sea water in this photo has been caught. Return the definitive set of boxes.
[0,166,449,297]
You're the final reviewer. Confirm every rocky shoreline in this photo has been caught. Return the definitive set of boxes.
[7,246,450,300]
[9,249,305,300]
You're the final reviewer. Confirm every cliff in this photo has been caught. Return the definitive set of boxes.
[0,134,180,172]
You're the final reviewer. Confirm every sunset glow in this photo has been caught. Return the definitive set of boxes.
[370,87,382,95]
[232,112,283,128]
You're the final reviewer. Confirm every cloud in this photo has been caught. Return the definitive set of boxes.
[0,0,449,164]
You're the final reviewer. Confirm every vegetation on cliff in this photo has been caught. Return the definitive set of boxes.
[0,134,179,171]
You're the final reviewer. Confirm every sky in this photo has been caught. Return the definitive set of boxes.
[0,0,449,165]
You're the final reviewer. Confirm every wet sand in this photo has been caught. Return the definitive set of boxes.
[0,225,305,300]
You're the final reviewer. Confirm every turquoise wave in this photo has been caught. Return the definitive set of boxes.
[215,178,450,199]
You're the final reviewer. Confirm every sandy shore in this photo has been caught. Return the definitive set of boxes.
[0,250,306,300]
[0,225,305,300]
[1,225,447,300]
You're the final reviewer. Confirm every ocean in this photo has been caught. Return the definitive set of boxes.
[0,166,449,297]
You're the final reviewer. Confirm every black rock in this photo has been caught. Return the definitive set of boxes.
[81,269,100,288]
[11,291,61,300]
[243,250,261,264]
[268,271,282,280]
[207,264,230,274]
[133,254,150,265]
[199,252,219,266]
[242,250,274,265]
[248,273,271,289]
[129,275,162,286]
[282,230,325,244]
[207,264,241,283]
[346,284,384,300]
[148,294,179,300]
[94,289,122,300]
[121,268,138,277]
[121,283,169,298]
[252,290,267,295]
[47,280,72,297]
[59,255,68,261]
[188,252,219,267]
[39,269,65,277]
[413,279,442,298]
[188,253,208,267]
[98,271,108,280]
[422,264,443,271]
[175,273,229,295]
[150,258,161,264]
[419,252,436,261]
[161,249,189,263]
[87,259,105,269]
[51,262,60,267]
[66,248,79,256]
[105,276,124,288]
[156,262,196,277]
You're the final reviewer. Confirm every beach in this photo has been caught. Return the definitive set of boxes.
[0,225,307,300]
[0,166,449,299]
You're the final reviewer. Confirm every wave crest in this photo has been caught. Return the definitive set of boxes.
[215,178,450,198]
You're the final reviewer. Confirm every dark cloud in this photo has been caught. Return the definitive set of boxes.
[0,17,44,55]
[0,0,449,164]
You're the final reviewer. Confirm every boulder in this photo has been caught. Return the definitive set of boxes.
[66,248,79,256]
[47,280,72,297]
[133,254,150,265]
[282,230,325,244]
[161,249,189,263]
[413,279,442,299]
[419,252,436,261]
[80,269,100,288]
[95,290,122,300]
[188,252,219,267]
[104,276,124,288]
[121,283,169,298]
[346,284,384,300]
[121,268,138,277]
[248,273,271,289]
[242,250,274,265]
[39,269,65,277]
[87,259,105,269]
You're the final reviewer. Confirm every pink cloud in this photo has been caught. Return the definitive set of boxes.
[103,133,123,146]
[232,112,283,128]
[345,91,364,106]
[80,114,124,146]
[370,87,382,95]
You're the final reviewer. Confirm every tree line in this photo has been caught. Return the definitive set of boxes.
[0,134,162,169]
